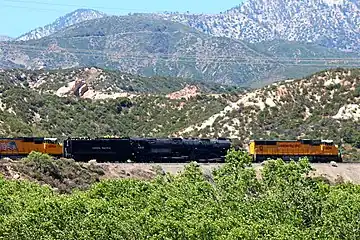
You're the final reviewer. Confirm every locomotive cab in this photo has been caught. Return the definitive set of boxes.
[43,138,63,157]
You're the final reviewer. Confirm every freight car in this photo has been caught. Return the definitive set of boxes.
[248,139,342,163]
[63,137,231,163]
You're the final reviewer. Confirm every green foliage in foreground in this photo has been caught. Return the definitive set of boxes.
[13,151,105,194]
[1,150,360,239]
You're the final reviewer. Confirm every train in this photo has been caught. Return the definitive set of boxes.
[0,137,343,163]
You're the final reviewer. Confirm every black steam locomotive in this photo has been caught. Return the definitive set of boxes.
[63,137,232,163]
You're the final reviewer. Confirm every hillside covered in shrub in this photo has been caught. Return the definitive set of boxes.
[0,68,231,139]
[0,67,243,96]
[1,150,360,239]
[177,68,360,160]
[0,67,359,160]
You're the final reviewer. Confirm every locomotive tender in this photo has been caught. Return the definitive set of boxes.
[63,137,231,163]
[0,136,342,163]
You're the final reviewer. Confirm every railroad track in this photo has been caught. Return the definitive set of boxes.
[95,161,357,166]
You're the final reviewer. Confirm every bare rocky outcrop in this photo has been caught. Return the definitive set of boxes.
[71,79,89,97]
[4,162,360,185]
[166,85,200,100]
[56,67,102,98]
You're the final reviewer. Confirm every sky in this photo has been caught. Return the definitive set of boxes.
[0,0,243,38]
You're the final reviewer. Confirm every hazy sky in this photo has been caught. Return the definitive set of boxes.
[0,0,243,38]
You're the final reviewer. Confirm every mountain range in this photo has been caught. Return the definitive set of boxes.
[13,0,360,51]
[0,0,359,87]
[159,0,360,51]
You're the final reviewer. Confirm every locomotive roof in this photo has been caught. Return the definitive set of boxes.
[250,139,334,145]
[66,137,231,142]
[0,137,59,143]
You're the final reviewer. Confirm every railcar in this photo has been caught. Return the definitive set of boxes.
[131,137,231,162]
[0,137,63,159]
[63,137,232,163]
[63,137,133,162]
[248,139,342,163]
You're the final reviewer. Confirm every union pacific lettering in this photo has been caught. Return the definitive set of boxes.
[0,141,18,151]
[277,144,300,148]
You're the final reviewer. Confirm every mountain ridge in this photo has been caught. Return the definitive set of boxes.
[0,15,294,86]
[0,66,243,98]
[158,0,360,51]
[10,0,360,52]
[1,14,359,87]
[16,9,107,41]
[0,35,13,41]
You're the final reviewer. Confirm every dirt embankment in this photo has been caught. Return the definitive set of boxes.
[100,162,360,185]
[1,160,360,193]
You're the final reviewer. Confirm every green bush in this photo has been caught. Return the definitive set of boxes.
[1,151,360,239]
[14,152,105,193]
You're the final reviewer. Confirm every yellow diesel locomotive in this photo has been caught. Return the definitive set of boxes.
[0,137,63,158]
[248,139,342,162]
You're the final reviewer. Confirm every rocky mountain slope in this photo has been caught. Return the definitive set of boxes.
[158,0,360,51]
[16,9,107,41]
[0,35,13,42]
[1,15,358,87]
[0,67,358,160]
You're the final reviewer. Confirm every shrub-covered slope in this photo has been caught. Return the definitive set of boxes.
[176,68,360,160]
[0,67,358,159]
[0,67,242,96]
[0,68,230,139]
